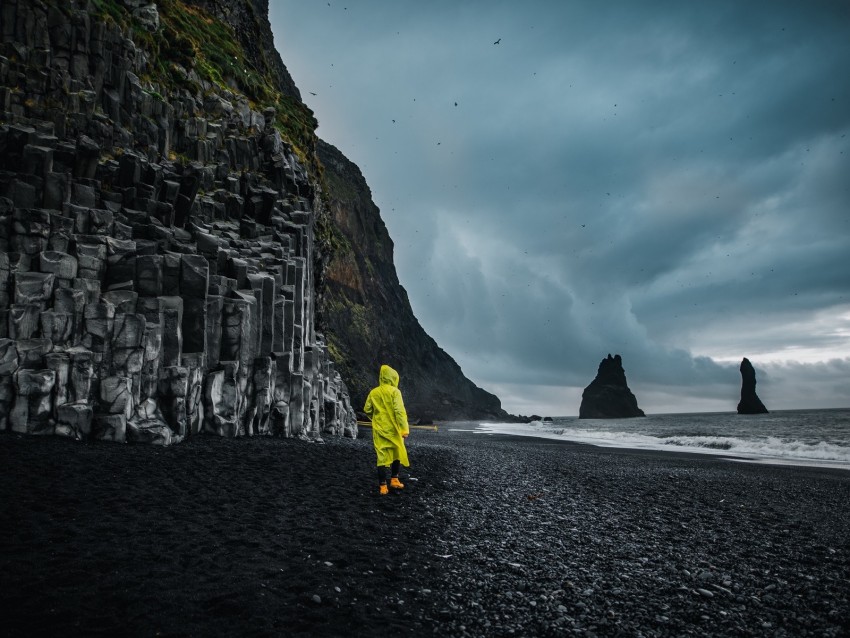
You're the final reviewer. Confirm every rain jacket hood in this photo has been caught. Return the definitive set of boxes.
[379,364,399,388]
[365,364,410,468]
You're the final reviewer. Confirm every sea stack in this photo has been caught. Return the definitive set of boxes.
[579,354,645,419]
[737,358,768,414]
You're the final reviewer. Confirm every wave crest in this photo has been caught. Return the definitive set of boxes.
[475,422,850,468]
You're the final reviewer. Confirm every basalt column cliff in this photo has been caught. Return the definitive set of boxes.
[0,0,508,445]
[0,0,360,443]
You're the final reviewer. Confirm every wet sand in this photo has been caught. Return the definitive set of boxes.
[1,426,848,637]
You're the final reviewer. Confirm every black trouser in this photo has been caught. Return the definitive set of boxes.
[377,460,401,484]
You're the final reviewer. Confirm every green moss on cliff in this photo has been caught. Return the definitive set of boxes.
[87,0,318,165]
[325,298,372,344]
[316,208,353,262]
[160,1,317,154]
[91,0,124,23]
[322,162,361,203]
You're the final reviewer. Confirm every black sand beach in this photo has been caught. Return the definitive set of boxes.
[2,426,849,637]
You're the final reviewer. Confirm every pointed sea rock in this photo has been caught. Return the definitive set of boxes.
[579,354,645,419]
[737,357,768,414]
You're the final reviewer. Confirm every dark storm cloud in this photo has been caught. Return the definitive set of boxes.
[273,0,850,414]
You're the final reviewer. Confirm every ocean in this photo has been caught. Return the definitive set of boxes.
[473,408,850,470]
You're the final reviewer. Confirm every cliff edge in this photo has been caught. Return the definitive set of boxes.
[317,140,511,421]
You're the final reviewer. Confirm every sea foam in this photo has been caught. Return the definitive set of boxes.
[476,414,850,469]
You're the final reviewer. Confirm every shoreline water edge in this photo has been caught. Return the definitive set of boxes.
[471,408,850,471]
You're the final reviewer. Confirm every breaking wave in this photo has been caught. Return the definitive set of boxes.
[476,416,850,469]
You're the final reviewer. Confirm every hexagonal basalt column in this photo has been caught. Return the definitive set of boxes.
[67,346,95,403]
[9,304,40,340]
[127,399,174,446]
[250,356,274,436]
[158,365,189,438]
[159,296,183,367]
[11,368,56,435]
[104,237,136,291]
[15,338,52,370]
[40,311,74,347]
[12,208,50,256]
[39,251,78,280]
[99,376,134,421]
[288,372,305,437]
[203,361,241,437]
[44,352,70,417]
[56,403,93,440]
[92,415,126,443]
[135,254,163,296]
[182,352,206,435]
[74,238,107,281]
[14,271,54,308]
[83,301,115,354]
[220,296,252,364]
[0,338,18,431]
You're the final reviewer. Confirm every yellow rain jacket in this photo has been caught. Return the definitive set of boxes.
[364,365,410,468]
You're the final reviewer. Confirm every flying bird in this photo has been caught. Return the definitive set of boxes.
[493,38,501,45]
[454,102,458,106]
[309,92,317,95]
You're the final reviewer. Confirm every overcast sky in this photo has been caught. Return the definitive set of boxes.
[271,0,850,416]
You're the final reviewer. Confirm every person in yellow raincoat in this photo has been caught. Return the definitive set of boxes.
[364,364,410,496]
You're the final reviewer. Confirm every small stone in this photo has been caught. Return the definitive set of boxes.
[311,594,321,604]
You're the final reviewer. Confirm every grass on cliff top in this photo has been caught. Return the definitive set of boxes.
[88,0,318,166]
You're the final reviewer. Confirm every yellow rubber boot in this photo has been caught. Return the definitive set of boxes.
[389,477,404,489]
[379,484,389,496]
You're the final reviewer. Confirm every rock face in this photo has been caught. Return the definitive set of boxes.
[579,354,645,419]
[0,0,358,443]
[737,357,768,414]
[317,140,512,422]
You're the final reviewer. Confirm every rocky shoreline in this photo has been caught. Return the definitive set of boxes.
[2,428,848,637]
